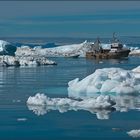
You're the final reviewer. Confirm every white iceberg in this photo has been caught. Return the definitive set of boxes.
[0,55,19,66]
[0,55,56,67]
[0,40,16,55]
[0,40,9,52]
[127,129,140,138]
[27,93,115,119]
[15,41,91,57]
[68,67,140,99]
[27,93,115,109]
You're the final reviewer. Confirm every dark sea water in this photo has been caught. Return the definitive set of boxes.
[0,37,140,140]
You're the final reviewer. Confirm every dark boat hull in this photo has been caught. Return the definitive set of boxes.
[86,49,130,59]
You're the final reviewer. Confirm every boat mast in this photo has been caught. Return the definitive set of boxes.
[113,32,117,42]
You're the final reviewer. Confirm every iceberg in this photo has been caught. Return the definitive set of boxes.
[68,67,140,99]
[0,40,16,55]
[27,93,115,119]
[127,129,140,138]
[15,41,91,57]
[0,55,56,67]
[27,93,115,109]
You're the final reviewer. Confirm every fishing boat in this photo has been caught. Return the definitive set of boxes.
[86,34,130,59]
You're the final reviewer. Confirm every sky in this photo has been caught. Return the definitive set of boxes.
[0,1,140,38]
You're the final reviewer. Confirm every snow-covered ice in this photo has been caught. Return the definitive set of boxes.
[15,41,92,57]
[0,40,16,55]
[68,67,140,99]
[0,40,10,52]
[27,93,115,109]
[0,55,56,67]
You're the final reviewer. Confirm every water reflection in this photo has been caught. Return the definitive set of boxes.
[27,104,113,120]
[115,95,140,112]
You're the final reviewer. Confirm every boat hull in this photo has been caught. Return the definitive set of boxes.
[86,49,130,59]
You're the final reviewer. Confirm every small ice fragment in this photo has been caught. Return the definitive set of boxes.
[17,118,27,122]
[127,129,140,138]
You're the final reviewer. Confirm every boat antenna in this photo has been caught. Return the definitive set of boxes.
[113,32,117,42]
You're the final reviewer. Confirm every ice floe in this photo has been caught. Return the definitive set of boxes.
[0,55,56,67]
[127,129,140,138]
[15,41,91,57]
[68,67,140,99]
[27,93,115,119]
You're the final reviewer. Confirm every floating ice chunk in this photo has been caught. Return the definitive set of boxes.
[0,56,56,67]
[15,41,90,57]
[127,129,140,138]
[27,93,115,119]
[17,118,27,122]
[27,93,47,106]
[68,67,140,98]
[96,110,110,120]
[0,55,19,66]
